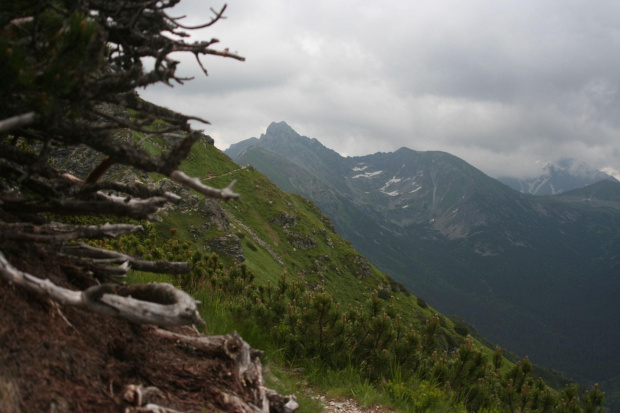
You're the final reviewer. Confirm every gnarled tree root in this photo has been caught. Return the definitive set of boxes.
[152,329,299,413]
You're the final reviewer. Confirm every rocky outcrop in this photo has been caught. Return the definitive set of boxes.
[200,198,233,232]
[348,255,372,279]
[205,234,245,263]
[271,212,297,228]
[284,230,316,250]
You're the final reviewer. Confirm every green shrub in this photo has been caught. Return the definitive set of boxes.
[377,289,391,301]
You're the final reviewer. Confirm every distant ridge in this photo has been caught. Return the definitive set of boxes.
[556,179,620,209]
[498,159,617,195]
[225,136,259,159]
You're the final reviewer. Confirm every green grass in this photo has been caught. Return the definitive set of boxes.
[128,270,323,412]
[119,138,587,413]
[126,268,470,413]
[145,143,517,379]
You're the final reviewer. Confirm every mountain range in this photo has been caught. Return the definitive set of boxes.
[498,158,618,195]
[226,121,620,401]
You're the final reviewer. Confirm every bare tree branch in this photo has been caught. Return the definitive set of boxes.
[0,250,204,326]
[0,112,36,133]
[167,4,228,30]
[0,196,169,220]
[170,171,240,200]
[62,242,191,274]
[0,222,143,242]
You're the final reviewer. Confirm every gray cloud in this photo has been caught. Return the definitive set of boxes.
[141,0,620,179]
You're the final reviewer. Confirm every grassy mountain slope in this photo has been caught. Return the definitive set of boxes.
[159,136,610,411]
[47,122,602,411]
[160,142,443,332]
[225,122,620,405]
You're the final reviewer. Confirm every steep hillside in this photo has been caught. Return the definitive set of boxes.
[158,133,603,411]
[41,125,607,411]
[226,122,620,403]
[154,138,446,334]
[3,0,601,409]
[51,125,460,344]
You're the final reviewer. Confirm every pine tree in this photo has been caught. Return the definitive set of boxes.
[0,0,243,324]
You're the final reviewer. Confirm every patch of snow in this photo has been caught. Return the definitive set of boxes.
[352,165,367,172]
[410,187,422,193]
[549,183,563,195]
[380,176,402,191]
[528,176,550,194]
[402,205,409,209]
[352,170,383,179]
[382,191,400,196]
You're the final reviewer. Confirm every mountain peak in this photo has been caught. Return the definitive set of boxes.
[264,121,300,140]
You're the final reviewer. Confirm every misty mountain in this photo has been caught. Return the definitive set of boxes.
[556,179,620,207]
[225,121,620,393]
[498,159,618,195]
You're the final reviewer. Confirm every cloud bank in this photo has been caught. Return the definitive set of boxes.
[141,0,620,179]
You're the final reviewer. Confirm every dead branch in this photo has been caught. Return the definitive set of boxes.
[68,259,130,280]
[0,112,36,133]
[1,196,169,221]
[167,4,228,30]
[98,282,205,326]
[0,250,205,326]
[62,242,191,274]
[152,329,263,359]
[72,182,182,203]
[154,329,293,413]
[95,192,173,219]
[170,171,240,200]
[0,222,143,242]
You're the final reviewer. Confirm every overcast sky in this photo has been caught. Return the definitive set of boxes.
[141,0,620,179]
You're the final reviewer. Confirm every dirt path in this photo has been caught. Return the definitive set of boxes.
[203,165,247,180]
[313,395,393,413]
